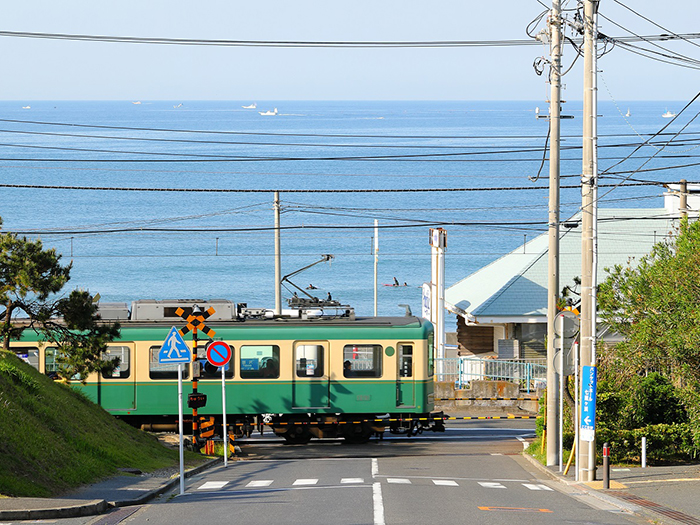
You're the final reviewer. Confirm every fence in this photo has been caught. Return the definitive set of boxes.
[435,357,547,393]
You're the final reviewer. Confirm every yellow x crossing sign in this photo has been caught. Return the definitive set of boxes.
[176,306,216,338]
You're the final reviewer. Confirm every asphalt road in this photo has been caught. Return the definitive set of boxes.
[100,421,648,525]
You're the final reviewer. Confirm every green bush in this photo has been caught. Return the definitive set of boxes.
[597,423,698,464]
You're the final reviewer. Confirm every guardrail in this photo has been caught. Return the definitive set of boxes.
[435,357,546,393]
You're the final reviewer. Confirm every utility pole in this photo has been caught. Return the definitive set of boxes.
[374,219,379,316]
[274,191,282,316]
[546,0,563,467]
[579,0,599,482]
[680,179,688,221]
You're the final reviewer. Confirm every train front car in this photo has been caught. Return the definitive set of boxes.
[11,299,445,444]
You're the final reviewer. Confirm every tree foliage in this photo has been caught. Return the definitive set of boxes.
[597,218,700,443]
[0,226,120,381]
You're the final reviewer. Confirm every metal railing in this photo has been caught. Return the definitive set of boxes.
[435,357,547,393]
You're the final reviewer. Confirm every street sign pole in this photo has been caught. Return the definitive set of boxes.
[157,326,192,496]
[177,363,185,496]
[221,365,228,466]
[206,340,232,466]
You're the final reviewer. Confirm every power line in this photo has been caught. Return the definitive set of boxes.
[0,181,658,194]
[0,29,697,48]
[1,116,698,141]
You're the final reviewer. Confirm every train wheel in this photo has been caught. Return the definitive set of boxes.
[283,425,312,444]
[342,422,373,444]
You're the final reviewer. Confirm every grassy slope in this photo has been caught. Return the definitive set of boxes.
[0,353,185,497]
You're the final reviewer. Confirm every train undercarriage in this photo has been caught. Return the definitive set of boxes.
[133,412,446,445]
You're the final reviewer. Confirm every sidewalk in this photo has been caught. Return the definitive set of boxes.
[0,458,220,521]
[524,454,700,524]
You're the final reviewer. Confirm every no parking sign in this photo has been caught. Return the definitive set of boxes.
[205,341,232,466]
[206,341,232,367]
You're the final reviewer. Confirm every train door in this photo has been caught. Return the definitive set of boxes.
[396,343,415,407]
[98,344,136,411]
[292,342,329,409]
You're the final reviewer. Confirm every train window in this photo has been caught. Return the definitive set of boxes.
[12,347,39,370]
[45,347,62,376]
[343,344,382,378]
[101,346,130,379]
[295,344,324,378]
[45,347,83,380]
[199,349,235,380]
[148,346,190,380]
[427,338,434,377]
[399,344,413,378]
[240,345,279,379]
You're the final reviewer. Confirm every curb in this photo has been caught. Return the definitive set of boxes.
[0,500,109,521]
[110,457,221,508]
[521,453,643,515]
[0,457,222,521]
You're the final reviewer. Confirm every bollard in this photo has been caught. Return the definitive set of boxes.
[602,442,610,489]
[641,436,647,468]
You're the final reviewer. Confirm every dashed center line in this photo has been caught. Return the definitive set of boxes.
[522,483,553,491]
[432,480,459,486]
[293,479,319,486]
[246,480,274,488]
[341,478,365,484]
[387,478,412,484]
[479,482,507,489]
[198,481,229,490]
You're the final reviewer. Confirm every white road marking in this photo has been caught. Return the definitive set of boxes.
[372,458,379,478]
[293,479,318,486]
[387,478,412,484]
[373,482,385,525]
[341,478,364,484]
[479,482,507,489]
[198,481,228,490]
[246,480,274,488]
[432,480,459,486]
[523,483,553,491]
[490,453,503,456]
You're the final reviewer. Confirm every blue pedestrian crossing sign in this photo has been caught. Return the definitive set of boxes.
[158,327,192,364]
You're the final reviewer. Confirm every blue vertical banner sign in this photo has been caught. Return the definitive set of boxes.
[580,365,598,442]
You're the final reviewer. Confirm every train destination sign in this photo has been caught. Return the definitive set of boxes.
[158,327,191,364]
[206,341,232,367]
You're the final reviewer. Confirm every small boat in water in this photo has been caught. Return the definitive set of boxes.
[132,101,141,105]
[173,103,183,108]
[242,103,257,109]
[22,105,30,109]
[259,108,278,116]
[625,108,631,117]
[662,110,676,118]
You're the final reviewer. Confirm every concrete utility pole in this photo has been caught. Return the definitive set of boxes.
[680,179,688,221]
[274,191,282,316]
[374,219,379,316]
[546,0,563,467]
[579,0,598,482]
[430,228,447,368]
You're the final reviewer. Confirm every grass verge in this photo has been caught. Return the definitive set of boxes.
[0,352,200,497]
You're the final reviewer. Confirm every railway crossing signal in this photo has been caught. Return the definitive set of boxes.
[176,306,216,338]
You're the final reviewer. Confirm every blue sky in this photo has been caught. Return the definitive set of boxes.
[1,0,698,101]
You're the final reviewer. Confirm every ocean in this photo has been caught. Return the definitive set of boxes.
[0,100,689,317]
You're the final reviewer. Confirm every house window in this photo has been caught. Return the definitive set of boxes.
[514,323,547,356]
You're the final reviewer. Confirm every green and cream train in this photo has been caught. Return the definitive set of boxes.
[12,300,444,443]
